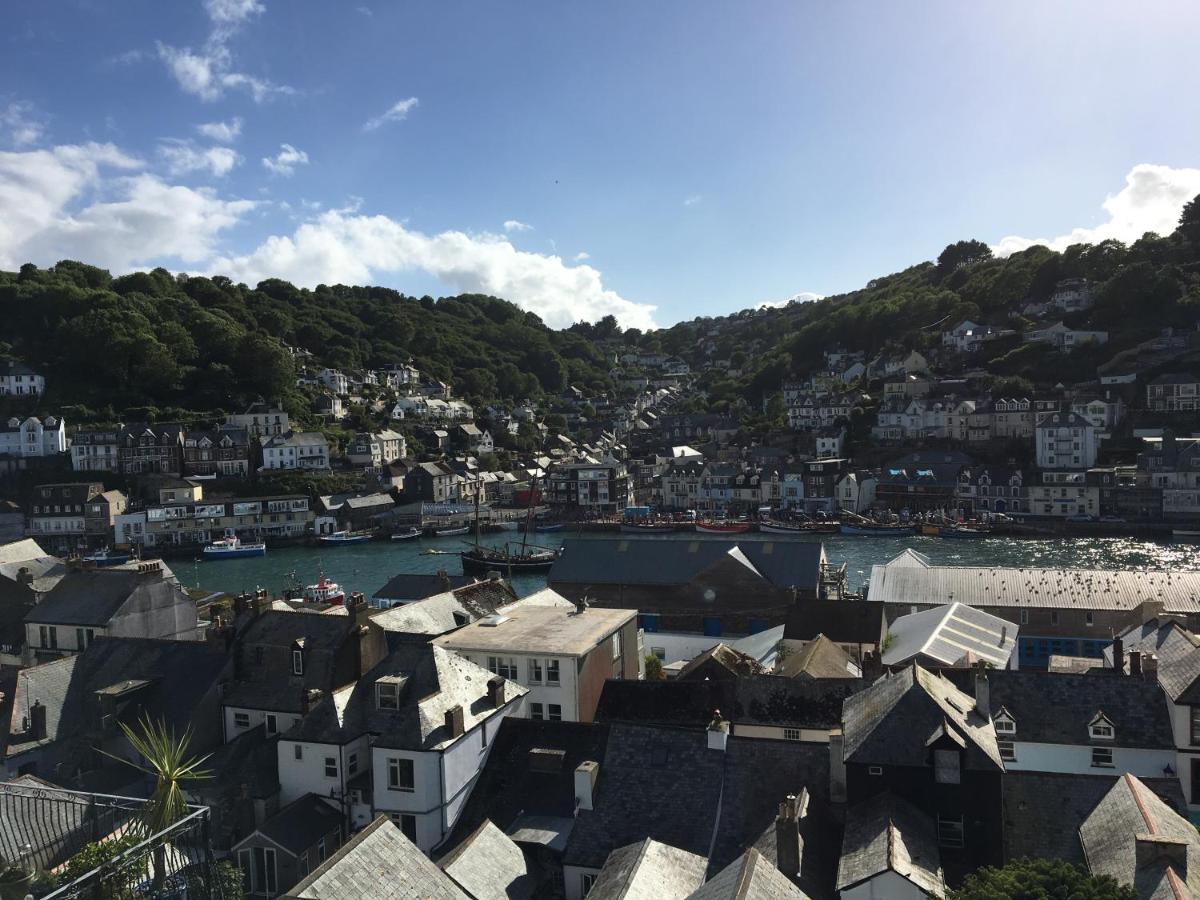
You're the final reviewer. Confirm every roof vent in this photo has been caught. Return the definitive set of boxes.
[479,615,509,627]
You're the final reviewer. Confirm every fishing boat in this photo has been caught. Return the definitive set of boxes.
[202,535,266,559]
[319,530,373,545]
[434,525,471,537]
[303,572,346,605]
[535,523,565,533]
[492,521,519,531]
[81,547,132,566]
[758,521,839,535]
[460,543,562,574]
[917,523,941,537]
[390,527,421,541]
[620,522,678,533]
[939,525,990,539]
[839,522,913,536]
[695,521,751,534]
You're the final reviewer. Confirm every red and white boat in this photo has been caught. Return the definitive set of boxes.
[303,573,346,605]
[695,521,751,534]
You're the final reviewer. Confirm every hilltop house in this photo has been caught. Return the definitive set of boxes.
[1147,373,1200,413]
[0,362,44,396]
[261,432,331,472]
[0,416,66,459]
[224,403,290,438]
[1035,411,1098,470]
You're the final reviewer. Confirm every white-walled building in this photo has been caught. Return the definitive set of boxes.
[1035,411,1098,470]
[0,363,44,397]
[261,431,331,471]
[0,416,66,458]
[224,403,290,438]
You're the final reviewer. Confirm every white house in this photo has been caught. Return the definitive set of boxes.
[261,431,331,471]
[815,425,846,458]
[224,404,289,438]
[0,416,66,458]
[318,369,349,395]
[0,363,44,397]
[347,430,406,469]
[276,644,527,852]
[1023,322,1109,352]
[1035,411,1098,470]
[834,471,876,514]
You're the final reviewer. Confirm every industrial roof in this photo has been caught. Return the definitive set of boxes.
[881,602,1016,668]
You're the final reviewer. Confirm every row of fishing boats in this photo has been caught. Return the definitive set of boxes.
[616,518,991,538]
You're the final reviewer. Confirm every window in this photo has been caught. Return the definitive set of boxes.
[377,681,400,710]
[294,744,303,760]
[324,757,338,778]
[234,712,250,729]
[387,757,414,792]
[348,752,358,774]
[1092,747,1114,767]
[1050,610,1059,626]
[487,656,517,679]
[548,704,562,721]
[39,625,57,650]
[581,873,598,897]
[530,702,544,720]
[998,740,1015,761]
[783,728,801,741]
[298,852,309,878]
[933,749,961,785]
[238,846,277,896]
[390,813,418,843]
[292,649,304,676]
[265,714,278,736]
[1190,707,1200,745]
[546,659,560,685]
[528,659,543,683]
[612,631,622,660]
[1090,720,1114,741]
[868,765,883,776]
[650,646,666,660]
[316,838,327,863]
[994,712,1015,735]
[1085,611,1094,626]
[937,815,964,849]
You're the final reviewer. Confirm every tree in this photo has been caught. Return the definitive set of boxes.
[937,239,993,276]
[1178,192,1200,249]
[949,858,1137,900]
[644,653,665,680]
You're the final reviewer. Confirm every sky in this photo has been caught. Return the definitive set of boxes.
[2,1,1199,331]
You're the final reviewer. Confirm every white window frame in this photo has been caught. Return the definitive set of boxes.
[233,712,250,729]
[324,756,338,778]
[998,740,1016,761]
[1092,746,1114,767]
[783,728,802,741]
[291,649,304,676]
[377,681,399,710]
[546,658,560,685]
[548,704,562,722]
[388,756,415,792]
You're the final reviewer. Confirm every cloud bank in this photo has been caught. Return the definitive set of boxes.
[994,163,1200,257]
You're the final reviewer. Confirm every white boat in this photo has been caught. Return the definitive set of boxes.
[320,530,373,545]
[435,525,471,537]
[203,536,266,559]
[391,527,421,541]
[81,547,133,566]
[493,521,519,531]
[304,573,346,605]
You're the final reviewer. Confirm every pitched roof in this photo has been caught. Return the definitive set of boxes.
[549,538,825,590]
[437,820,534,900]
[986,669,1174,750]
[286,816,469,899]
[225,611,356,712]
[687,848,812,900]
[372,580,517,642]
[586,838,708,900]
[841,666,1003,769]
[775,636,859,680]
[881,602,1017,668]
[836,792,944,898]
[25,568,183,627]
[677,643,767,680]
[1080,774,1200,898]
[241,793,342,856]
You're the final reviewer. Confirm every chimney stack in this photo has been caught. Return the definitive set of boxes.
[829,728,847,803]
[437,569,451,592]
[29,700,47,740]
[974,666,990,719]
[1130,650,1143,679]
[1113,635,1125,674]
[574,760,599,812]
[444,704,465,738]
[301,687,322,716]
[775,794,803,879]
[1141,599,1166,625]
[707,711,730,752]
[1144,653,1159,683]
[487,676,505,708]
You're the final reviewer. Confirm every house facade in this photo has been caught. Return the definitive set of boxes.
[261,432,331,471]
[0,362,44,396]
[0,417,66,459]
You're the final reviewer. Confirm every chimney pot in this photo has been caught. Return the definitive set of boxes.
[29,699,47,740]
[1113,635,1125,674]
[829,728,846,803]
[574,760,599,812]
[775,793,802,879]
[1130,650,1143,678]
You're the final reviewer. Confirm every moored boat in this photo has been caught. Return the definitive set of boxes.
[303,572,346,605]
[434,525,471,537]
[535,523,565,533]
[1173,529,1200,541]
[620,522,678,533]
[460,544,562,574]
[319,530,373,545]
[695,522,751,534]
[939,525,990,539]
[390,527,421,541]
[758,521,839,534]
[839,523,913,536]
[203,535,267,559]
[81,547,132,566]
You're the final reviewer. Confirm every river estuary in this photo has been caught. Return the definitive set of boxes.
[176,530,1200,600]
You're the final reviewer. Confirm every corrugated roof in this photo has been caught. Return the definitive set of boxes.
[882,603,1016,668]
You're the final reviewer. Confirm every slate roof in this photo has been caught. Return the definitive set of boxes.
[437,820,534,900]
[595,676,856,732]
[25,567,184,627]
[243,793,342,856]
[836,792,944,898]
[549,538,825,590]
[226,611,357,713]
[443,717,611,853]
[784,602,885,645]
[687,848,812,900]
[1080,774,1200,898]
[775,636,859,680]
[986,669,1174,750]
[841,666,1003,769]
[675,643,764,680]
[371,581,515,641]
[881,602,1017,668]
[372,573,473,602]
[1104,619,1199,671]
[586,838,708,900]
[3,637,229,765]
[286,816,469,899]
[1002,772,1186,866]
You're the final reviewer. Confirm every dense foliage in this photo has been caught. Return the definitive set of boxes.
[948,858,1138,900]
[0,264,616,422]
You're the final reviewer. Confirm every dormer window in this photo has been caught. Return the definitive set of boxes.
[994,709,1016,736]
[1089,713,1115,741]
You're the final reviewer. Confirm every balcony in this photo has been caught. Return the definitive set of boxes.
[0,781,226,899]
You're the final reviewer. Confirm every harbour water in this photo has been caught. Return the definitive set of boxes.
[176,530,1200,599]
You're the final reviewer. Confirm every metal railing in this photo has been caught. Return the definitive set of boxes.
[0,781,229,899]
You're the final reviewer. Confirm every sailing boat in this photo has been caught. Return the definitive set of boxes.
[459,459,561,574]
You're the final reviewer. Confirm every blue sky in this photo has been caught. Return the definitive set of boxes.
[2,0,1199,329]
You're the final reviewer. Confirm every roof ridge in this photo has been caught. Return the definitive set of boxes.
[732,848,757,900]
[1126,773,1157,835]
[619,839,656,900]
[886,815,899,875]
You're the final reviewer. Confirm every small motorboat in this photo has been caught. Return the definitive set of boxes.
[939,525,990,539]
[319,530,373,545]
[492,521,519,532]
[422,548,454,555]
[620,522,678,533]
[535,523,564,533]
[695,522,751,535]
[435,525,471,537]
[390,527,421,541]
[203,535,267,559]
[303,572,346,605]
[81,547,132,567]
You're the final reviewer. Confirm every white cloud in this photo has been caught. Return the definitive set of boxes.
[503,219,532,233]
[0,141,254,272]
[573,251,590,262]
[203,0,264,28]
[196,117,242,142]
[760,291,823,309]
[261,143,309,176]
[105,48,146,67]
[208,212,658,330]
[994,163,1200,257]
[1,101,45,148]
[356,5,373,15]
[683,194,701,207]
[363,97,419,132]
[159,140,240,176]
